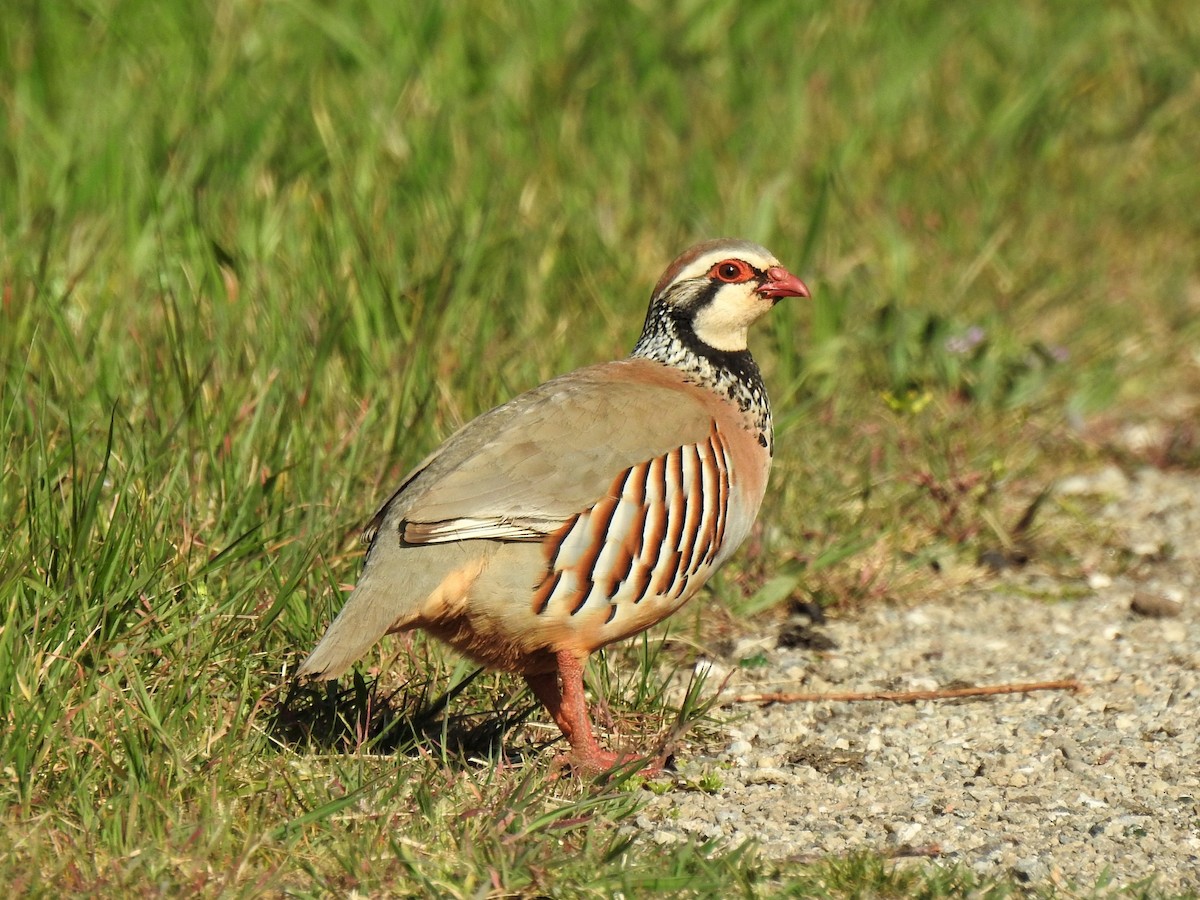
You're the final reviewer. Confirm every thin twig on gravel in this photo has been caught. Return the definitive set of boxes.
[726,678,1083,706]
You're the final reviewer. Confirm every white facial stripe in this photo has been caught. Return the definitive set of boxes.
[670,249,779,285]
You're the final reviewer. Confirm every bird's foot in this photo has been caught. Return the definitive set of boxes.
[547,746,669,781]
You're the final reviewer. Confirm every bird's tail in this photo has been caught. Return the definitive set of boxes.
[295,575,417,680]
[296,547,486,680]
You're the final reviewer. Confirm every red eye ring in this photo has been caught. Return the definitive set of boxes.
[709,259,755,283]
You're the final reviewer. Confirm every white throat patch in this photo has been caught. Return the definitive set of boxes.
[690,289,769,352]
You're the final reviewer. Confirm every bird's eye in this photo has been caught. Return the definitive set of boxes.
[710,260,754,283]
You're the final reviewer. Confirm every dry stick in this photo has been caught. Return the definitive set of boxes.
[727,678,1083,706]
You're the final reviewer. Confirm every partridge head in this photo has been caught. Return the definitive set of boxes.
[298,238,811,772]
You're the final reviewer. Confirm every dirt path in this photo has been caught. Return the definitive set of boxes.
[639,466,1200,893]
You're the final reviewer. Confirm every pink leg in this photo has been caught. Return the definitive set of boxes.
[524,651,632,774]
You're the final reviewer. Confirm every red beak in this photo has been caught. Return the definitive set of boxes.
[757,266,811,300]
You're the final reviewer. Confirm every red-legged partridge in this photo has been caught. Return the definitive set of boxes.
[299,238,811,772]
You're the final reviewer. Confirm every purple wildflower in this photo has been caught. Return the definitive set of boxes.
[945,325,986,355]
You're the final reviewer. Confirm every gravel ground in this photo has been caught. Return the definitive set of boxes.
[638,466,1200,895]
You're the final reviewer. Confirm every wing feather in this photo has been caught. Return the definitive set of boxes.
[366,360,717,550]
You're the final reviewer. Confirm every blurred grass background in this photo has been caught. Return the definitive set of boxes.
[1,0,1197,894]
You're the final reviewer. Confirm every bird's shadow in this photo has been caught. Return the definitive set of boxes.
[269,668,544,765]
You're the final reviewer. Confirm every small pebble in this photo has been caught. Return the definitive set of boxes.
[1131,591,1183,619]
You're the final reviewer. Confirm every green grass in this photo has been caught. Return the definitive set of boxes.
[2,0,1198,895]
